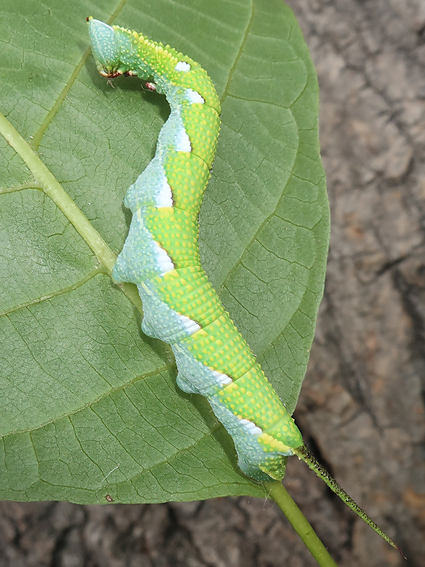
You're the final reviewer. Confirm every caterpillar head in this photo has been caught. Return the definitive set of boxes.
[88,17,123,78]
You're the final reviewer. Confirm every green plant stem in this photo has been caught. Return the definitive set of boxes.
[0,111,116,272]
[265,481,338,567]
[0,110,144,314]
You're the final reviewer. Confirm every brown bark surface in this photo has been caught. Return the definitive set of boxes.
[1,1,424,566]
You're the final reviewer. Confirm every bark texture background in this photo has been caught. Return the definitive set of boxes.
[1,1,424,566]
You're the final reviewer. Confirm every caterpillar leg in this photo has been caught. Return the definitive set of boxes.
[176,372,198,394]
[124,157,173,212]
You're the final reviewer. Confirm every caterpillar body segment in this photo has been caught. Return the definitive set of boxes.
[88,17,302,481]
[88,19,403,554]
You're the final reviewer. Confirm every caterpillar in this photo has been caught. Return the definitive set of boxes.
[88,18,401,555]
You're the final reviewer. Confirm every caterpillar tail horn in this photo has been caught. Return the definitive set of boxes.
[293,445,406,559]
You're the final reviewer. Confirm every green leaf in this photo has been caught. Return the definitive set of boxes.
[0,0,329,504]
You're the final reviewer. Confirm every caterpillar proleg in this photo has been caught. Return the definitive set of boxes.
[88,18,402,556]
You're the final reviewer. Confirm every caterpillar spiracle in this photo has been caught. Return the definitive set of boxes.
[88,18,401,555]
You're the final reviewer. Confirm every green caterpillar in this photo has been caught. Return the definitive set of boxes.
[88,18,401,554]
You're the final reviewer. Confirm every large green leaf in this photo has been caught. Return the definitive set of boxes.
[0,0,329,504]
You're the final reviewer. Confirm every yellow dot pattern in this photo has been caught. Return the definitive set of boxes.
[264,413,303,448]
[90,20,305,482]
[216,364,303,455]
[150,267,225,328]
[218,366,288,430]
[143,207,200,268]
[171,67,220,113]
[112,25,220,113]
[258,456,287,481]
[181,313,256,379]
[163,151,210,214]
[181,106,220,168]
